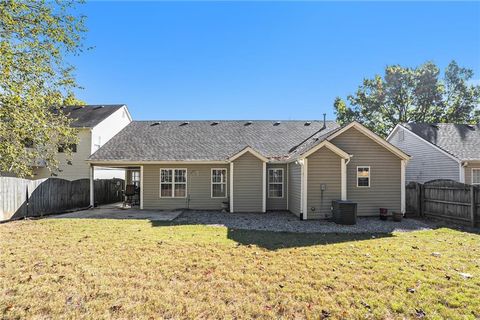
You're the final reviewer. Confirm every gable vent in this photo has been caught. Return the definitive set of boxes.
[211,121,219,126]
[304,122,311,126]
[244,121,253,126]
[180,121,190,126]
[273,121,281,126]
[150,122,160,127]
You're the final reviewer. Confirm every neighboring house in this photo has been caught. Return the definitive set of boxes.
[33,105,132,180]
[88,120,410,219]
[387,123,480,185]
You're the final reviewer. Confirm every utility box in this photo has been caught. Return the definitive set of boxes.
[332,200,357,225]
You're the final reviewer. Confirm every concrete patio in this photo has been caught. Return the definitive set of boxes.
[50,203,182,221]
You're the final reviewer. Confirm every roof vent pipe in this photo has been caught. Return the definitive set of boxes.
[322,113,326,129]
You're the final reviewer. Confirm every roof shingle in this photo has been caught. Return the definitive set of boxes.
[56,105,124,128]
[89,120,340,162]
[402,123,480,160]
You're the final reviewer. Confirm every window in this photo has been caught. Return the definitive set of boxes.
[130,171,140,188]
[268,168,284,198]
[357,166,370,187]
[472,169,480,185]
[211,169,227,198]
[58,144,77,153]
[160,169,187,198]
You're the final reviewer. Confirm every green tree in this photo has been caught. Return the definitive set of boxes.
[334,61,480,137]
[0,0,87,177]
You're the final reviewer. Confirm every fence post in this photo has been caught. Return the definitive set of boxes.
[471,185,476,227]
[419,183,424,217]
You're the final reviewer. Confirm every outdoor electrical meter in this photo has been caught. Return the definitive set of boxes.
[320,184,327,191]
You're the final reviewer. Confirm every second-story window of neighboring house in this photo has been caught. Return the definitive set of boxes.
[94,136,102,151]
[58,144,77,153]
[472,168,480,185]
[131,171,140,187]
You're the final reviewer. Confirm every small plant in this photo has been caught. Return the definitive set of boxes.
[379,208,388,220]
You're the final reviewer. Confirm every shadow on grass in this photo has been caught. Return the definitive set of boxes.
[226,228,393,250]
[150,220,393,250]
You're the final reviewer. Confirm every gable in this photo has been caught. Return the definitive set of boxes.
[330,126,403,162]
[328,123,410,160]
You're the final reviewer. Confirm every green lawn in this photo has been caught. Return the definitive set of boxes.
[0,219,479,319]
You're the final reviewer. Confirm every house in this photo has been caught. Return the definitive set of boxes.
[88,119,410,219]
[387,123,480,185]
[33,105,132,180]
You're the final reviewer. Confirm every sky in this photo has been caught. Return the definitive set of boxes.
[73,1,480,121]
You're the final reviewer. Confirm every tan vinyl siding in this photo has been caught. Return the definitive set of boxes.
[288,162,302,216]
[143,164,229,210]
[306,148,341,219]
[331,127,401,216]
[266,164,288,211]
[232,153,263,212]
[465,163,480,185]
[33,129,92,181]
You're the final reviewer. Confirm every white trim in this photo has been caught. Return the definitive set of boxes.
[472,168,480,185]
[228,146,268,162]
[299,160,304,215]
[341,159,347,200]
[387,124,459,163]
[229,162,234,212]
[87,160,229,166]
[302,158,308,220]
[329,122,411,160]
[356,166,370,188]
[89,165,94,207]
[286,164,289,210]
[262,162,266,212]
[140,165,144,209]
[401,160,406,213]
[211,168,228,198]
[299,140,350,160]
[459,163,466,183]
[267,168,284,199]
[159,168,188,198]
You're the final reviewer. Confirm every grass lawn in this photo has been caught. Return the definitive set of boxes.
[0,219,479,319]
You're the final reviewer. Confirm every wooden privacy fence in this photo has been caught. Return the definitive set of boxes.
[406,179,479,227]
[0,177,124,221]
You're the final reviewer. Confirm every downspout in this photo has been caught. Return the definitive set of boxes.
[460,161,468,183]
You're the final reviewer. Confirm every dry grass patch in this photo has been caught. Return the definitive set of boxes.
[0,218,479,319]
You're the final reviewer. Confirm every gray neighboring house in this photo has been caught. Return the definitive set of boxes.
[88,120,410,219]
[387,123,480,185]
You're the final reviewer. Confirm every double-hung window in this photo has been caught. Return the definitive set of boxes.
[357,166,370,187]
[268,168,284,198]
[472,168,480,185]
[211,169,227,198]
[160,169,187,198]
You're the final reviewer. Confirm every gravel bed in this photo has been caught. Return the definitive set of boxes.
[175,211,432,233]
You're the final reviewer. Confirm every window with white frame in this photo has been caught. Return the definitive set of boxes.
[160,169,187,198]
[211,169,227,198]
[357,166,370,187]
[268,168,284,198]
[472,168,480,185]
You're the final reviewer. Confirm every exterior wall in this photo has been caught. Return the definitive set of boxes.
[306,148,342,219]
[143,164,229,210]
[465,162,480,185]
[288,161,302,217]
[388,126,460,183]
[33,129,92,181]
[232,153,264,212]
[331,127,402,216]
[266,163,288,211]
[91,106,132,154]
[32,106,131,181]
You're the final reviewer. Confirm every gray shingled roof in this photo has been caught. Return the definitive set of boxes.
[402,123,480,161]
[89,120,340,162]
[56,105,124,128]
